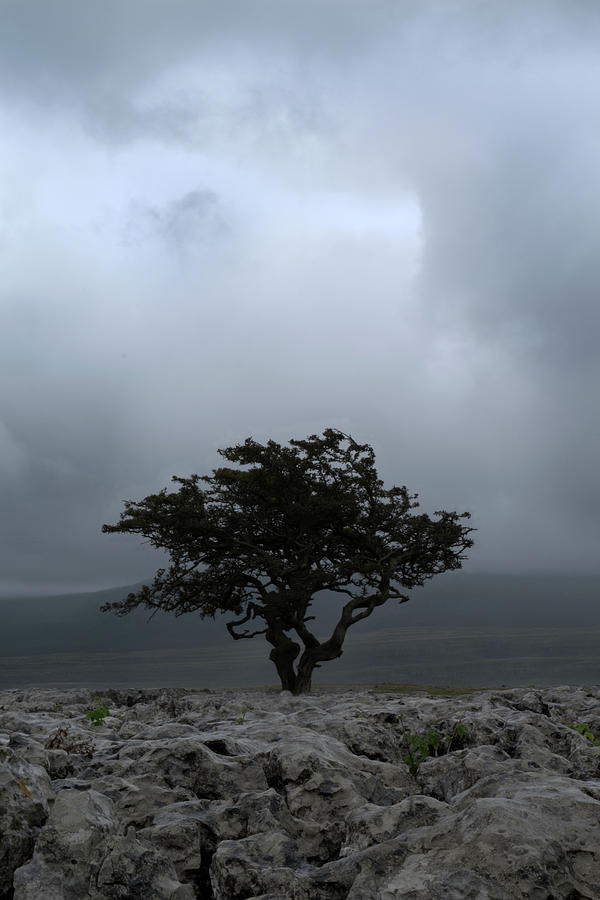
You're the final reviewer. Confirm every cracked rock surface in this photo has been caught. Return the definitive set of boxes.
[1,684,600,898]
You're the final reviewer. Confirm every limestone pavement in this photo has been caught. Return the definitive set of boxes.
[1,683,600,898]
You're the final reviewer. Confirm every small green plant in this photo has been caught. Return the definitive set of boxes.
[402,731,432,776]
[85,698,110,727]
[568,722,600,746]
[53,702,63,712]
[235,702,251,724]
[425,728,444,756]
[398,715,471,776]
[448,721,470,751]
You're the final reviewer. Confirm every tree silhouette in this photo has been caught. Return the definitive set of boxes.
[101,429,474,694]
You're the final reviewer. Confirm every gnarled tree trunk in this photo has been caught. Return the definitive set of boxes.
[266,626,301,692]
[266,629,344,694]
[265,588,391,694]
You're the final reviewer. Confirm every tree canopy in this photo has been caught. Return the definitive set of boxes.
[101,429,474,693]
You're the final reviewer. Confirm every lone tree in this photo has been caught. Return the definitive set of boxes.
[101,429,474,694]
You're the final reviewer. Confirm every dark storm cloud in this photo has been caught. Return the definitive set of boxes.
[396,39,600,566]
[2,1,599,95]
[1,1,599,592]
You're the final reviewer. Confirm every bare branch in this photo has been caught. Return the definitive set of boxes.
[226,603,268,639]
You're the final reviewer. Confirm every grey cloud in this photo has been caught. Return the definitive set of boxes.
[1,1,599,592]
[123,189,228,253]
[414,121,600,360]
[2,1,599,96]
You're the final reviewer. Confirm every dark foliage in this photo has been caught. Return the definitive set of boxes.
[101,429,474,693]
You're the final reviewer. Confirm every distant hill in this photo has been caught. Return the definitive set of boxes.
[326,571,600,630]
[1,571,599,658]
[0,582,225,656]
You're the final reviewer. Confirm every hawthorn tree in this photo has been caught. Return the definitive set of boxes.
[101,429,474,694]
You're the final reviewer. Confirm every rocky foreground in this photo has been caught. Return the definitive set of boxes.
[2,684,600,899]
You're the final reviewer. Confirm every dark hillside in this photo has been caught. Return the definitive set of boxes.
[1,572,599,658]
[312,571,600,633]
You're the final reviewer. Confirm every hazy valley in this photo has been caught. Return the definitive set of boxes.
[2,572,599,691]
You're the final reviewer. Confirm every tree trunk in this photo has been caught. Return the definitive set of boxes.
[293,645,343,694]
[265,626,323,694]
[267,602,374,694]
[266,626,300,692]
[266,621,347,694]
[292,668,314,695]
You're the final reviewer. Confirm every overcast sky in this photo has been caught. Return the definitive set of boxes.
[1,1,599,594]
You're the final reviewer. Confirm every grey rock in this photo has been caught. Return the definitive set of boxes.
[12,788,193,900]
[2,684,600,898]
[12,788,117,898]
[340,794,450,856]
[95,828,195,899]
[0,746,54,897]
